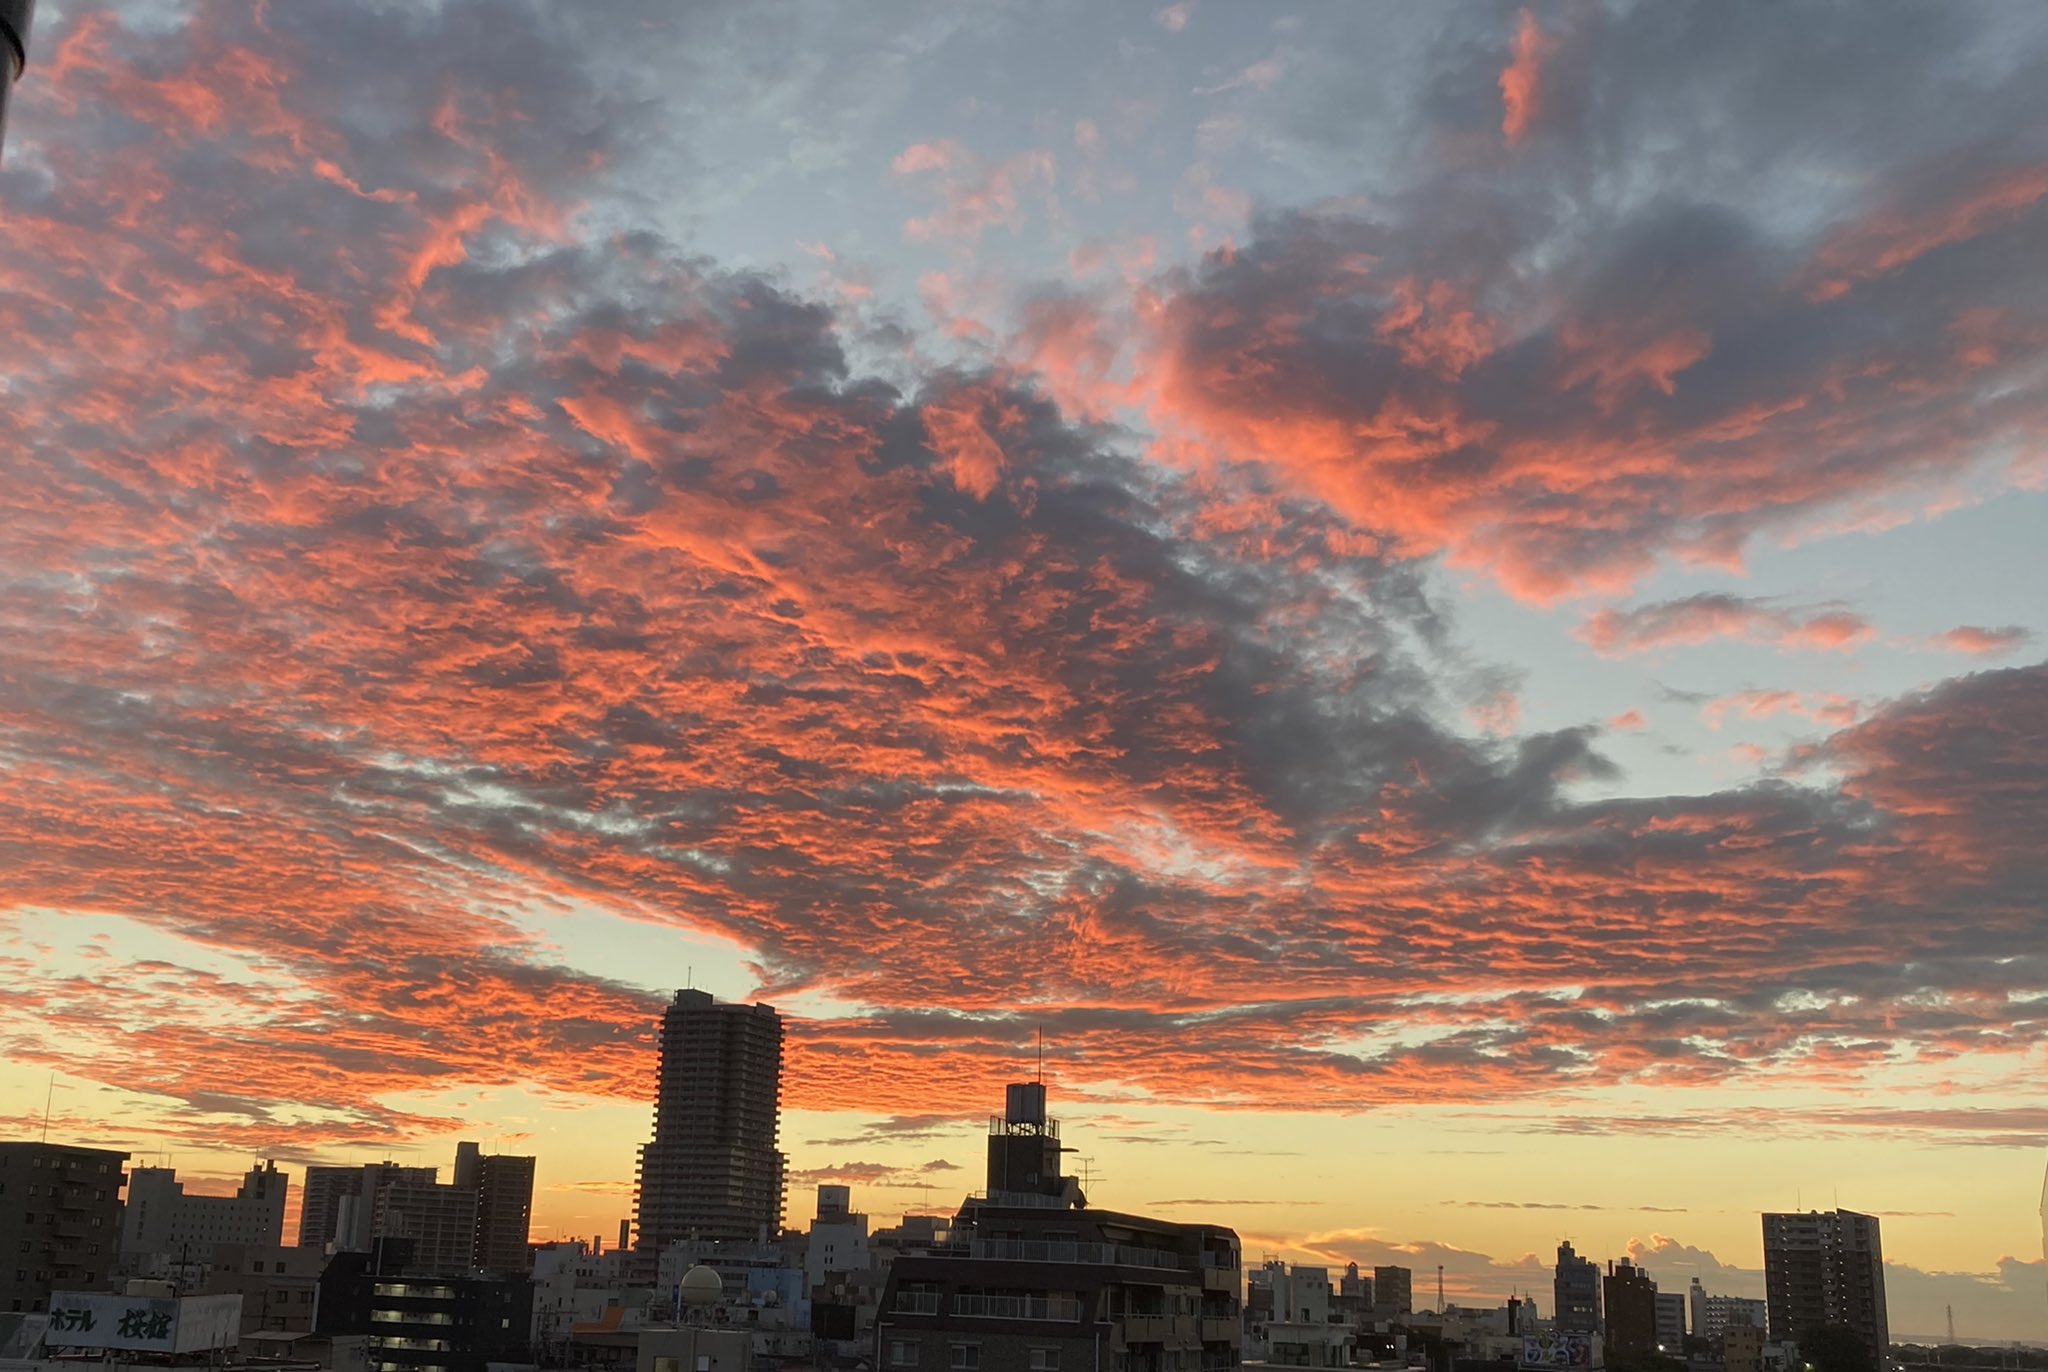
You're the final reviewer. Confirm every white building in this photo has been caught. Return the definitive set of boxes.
[805,1186,871,1303]
[1688,1278,1765,1339]
[120,1162,288,1262]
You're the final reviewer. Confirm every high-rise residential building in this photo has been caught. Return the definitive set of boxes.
[456,1142,536,1275]
[634,989,786,1252]
[1689,1279,1765,1341]
[0,1142,127,1313]
[1553,1241,1600,1335]
[120,1160,289,1258]
[372,1173,480,1276]
[1762,1209,1889,1366]
[1372,1265,1412,1318]
[296,1162,436,1250]
[1603,1258,1658,1356]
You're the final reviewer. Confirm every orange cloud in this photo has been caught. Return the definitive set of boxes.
[1499,9,1554,145]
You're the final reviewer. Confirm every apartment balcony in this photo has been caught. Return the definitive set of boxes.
[1200,1318,1239,1342]
[1119,1316,1172,1344]
[968,1239,1190,1272]
[952,1295,1084,1322]
[893,1293,942,1316]
[1202,1267,1237,1293]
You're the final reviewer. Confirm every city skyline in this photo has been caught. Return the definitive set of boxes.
[2,0,2045,1350]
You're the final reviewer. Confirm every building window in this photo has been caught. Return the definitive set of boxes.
[951,1345,980,1372]
[1031,1350,1061,1371]
[889,1341,920,1368]
[25,1186,36,1197]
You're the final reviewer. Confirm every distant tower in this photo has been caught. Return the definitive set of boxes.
[633,990,786,1252]
[0,0,32,157]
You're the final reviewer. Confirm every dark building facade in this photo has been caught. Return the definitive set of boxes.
[1602,1259,1658,1357]
[316,1240,533,1372]
[1762,1210,1888,1365]
[0,1142,127,1314]
[875,1083,1241,1372]
[634,990,786,1252]
[454,1143,535,1276]
[1553,1242,1599,1335]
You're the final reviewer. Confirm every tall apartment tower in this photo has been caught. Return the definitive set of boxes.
[633,989,785,1253]
[455,1142,537,1275]
[1554,1240,1601,1334]
[1603,1258,1659,1355]
[1762,1209,1889,1365]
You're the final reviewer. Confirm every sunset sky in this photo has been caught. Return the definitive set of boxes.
[2,0,2046,1344]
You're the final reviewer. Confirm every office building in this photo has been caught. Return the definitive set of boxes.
[0,1142,127,1313]
[1553,1242,1599,1335]
[1722,1322,1764,1372]
[875,1081,1242,1372]
[1603,1258,1658,1357]
[120,1160,288,1258]
[454,1142,536,1275]
[1372,1265,1412,1319]
[634,990,786,1252]
[1762,1210,1888,1366]
[1655,1290,1686,1351]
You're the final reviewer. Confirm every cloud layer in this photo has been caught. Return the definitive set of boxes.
[0,0,2043,1186]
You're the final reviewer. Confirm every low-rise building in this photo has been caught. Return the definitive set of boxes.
[874,1082,1241,1372]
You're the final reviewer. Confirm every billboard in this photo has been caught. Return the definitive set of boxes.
[1520,1333,1599,1369]
[44,1292,243,1353]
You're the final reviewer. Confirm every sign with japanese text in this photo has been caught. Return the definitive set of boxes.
[1520,1333,1599,1369]
[45,1292,242,1353]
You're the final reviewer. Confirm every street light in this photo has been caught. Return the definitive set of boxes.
[0,0,34,159]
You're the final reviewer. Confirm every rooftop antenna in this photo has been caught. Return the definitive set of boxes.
[1036,1026,1044,1083]
[41,1073,53,1143]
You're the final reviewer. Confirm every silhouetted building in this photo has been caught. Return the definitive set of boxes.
[454,1143,535,1275]
[0,1142,126,1314]
[875,1082,1242,1372]
[1553,1242,1599,1335]
[1762,1210,1888,1365]
[634,990,786,1253]
[1372,1265,1412,1319]
[1655,1290,1686,1351]
[204,1242,327,1335]
[298,1163,436,1251]
[1603,1259,1657,1357]
[316,1239,533,1372]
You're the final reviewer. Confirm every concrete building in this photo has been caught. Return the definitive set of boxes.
[1602,1259,1657,1357]
[1371,1265,1412,1320]
[875,1081,1242,1372]
[370,1176,479,1277]
[1654,1290,1686,1352]
[203,1242,327,1335]
[315,1241,533,1372]
[1761,1210,1888,1366]
[1553,1243,1599,1336]
[120,1161,288,1261]
[0,1142,127,1313]
[298,1164,437,1251]
[1251,1262,1348,1367]
[1722,1321,1764,1372]
[1689,1278,1765,1341]
[634,990,786,1256]
[807,1185,872,1306]
[452,1143,535,1275]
